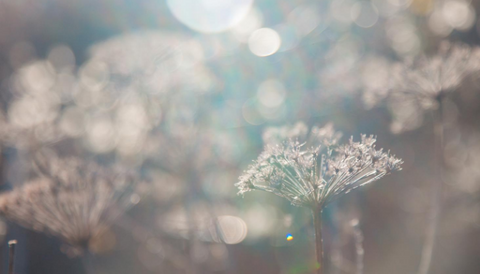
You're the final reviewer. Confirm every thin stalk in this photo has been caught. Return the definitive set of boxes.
[312,209,324,274]
[184,199,198,274]
[8,240,17,274]
[418,98,445,274]
[116,215,190,271]
[351,221,364,274]
[82,252,95,274]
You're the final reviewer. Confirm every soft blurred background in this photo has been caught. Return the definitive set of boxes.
[0,0,480,273]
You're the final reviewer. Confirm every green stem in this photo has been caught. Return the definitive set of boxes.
[313,209,324,274]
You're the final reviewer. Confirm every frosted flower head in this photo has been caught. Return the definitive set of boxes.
[236,123,402,210]
[0,153,138,255]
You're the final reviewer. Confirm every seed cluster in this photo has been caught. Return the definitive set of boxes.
[236,123,402,210]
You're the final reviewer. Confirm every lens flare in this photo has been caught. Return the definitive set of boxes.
[286,233,294,241]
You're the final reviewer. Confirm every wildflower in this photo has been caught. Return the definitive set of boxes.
[360,41,480,274]
[237,123,402,210]
[0,153,138,256]
[362,41,480,133]
[88,31,216,95]
[236,122,402,274]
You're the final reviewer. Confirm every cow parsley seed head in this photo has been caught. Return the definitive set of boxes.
[0,154,138,255]
[361,41,480,133]
[365,41,480,107]
[236,123,402,210]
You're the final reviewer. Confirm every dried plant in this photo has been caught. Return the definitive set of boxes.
[237,122,402,208]
[146,119,246,273]
[0,153,138,256]
[359,42,480,274]
[351,219,364,274]
[236,122,402,274]
[362,41,480,133]
[87,31,217,96]
[8,240,17,274]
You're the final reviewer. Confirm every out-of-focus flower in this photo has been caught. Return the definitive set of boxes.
[317,36,364,99]
[0,31,222,163]
[370,41,480,104]
[262,122,342,148]
[0,108,64,151]
[88,31,217,95]
[262,122,309,145]
[428,0,476,37]
[362,41,480,133]
[0,60,67,150]
[236,123,402,209]
[360,55,397,109]
[0,153,139,256]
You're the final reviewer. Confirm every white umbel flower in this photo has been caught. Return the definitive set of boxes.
[236,123,402,210]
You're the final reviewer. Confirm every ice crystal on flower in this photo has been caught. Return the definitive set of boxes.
[236,123,402,209]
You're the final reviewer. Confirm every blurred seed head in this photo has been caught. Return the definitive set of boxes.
[0,152,139,255]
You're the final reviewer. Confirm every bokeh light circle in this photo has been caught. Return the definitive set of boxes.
[231,8,264,43]
[429,10,453,36]
[257,79,286,107]
[217,215,248,244]
[442,1,476,31]
[287,4,323,36]
[351,2,379,28]
[47,45,75,72]
[248,28,282,57]
[167,0,254,33]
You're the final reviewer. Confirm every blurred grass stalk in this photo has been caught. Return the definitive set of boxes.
[351,219,364,274]
[8,240,17,274]
[82,252,95,274]
[418,96,445,274]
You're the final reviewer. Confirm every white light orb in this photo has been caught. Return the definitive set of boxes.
[257,79,286,108]
[248,28,281,57]
[351,2,379,28]
[167,0,253,33]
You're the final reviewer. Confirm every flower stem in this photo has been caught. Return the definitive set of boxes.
[351,221,364,274]
[418,98,445,274]
[82,252,95,274]
[313,209,324,274]
[8,240,17,274]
